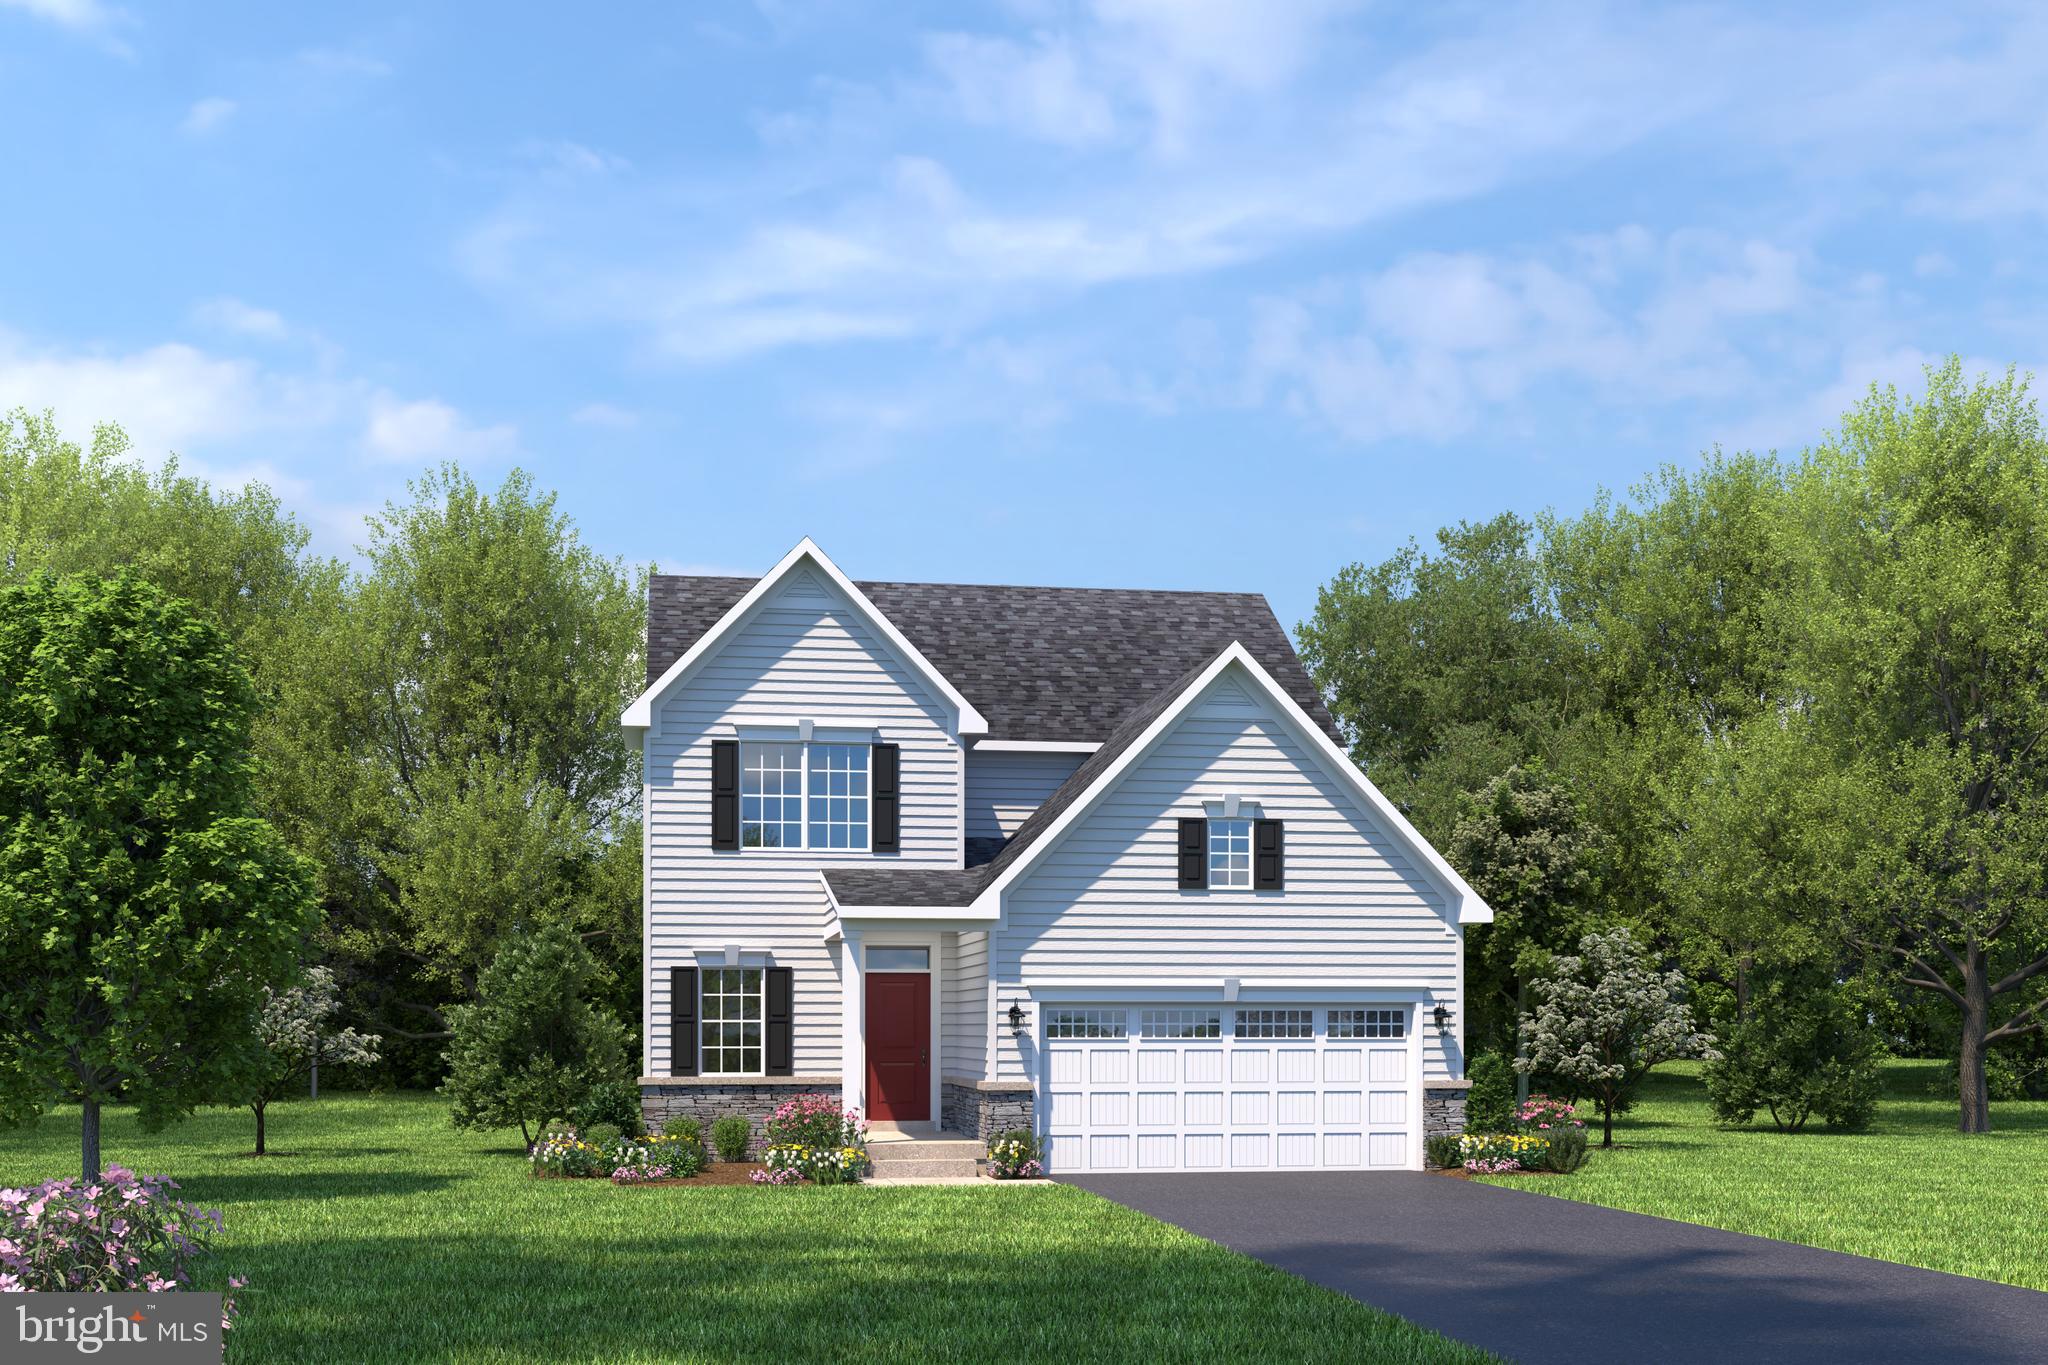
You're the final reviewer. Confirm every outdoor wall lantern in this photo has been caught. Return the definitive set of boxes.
[1004,1001,1027,1034]
[1432,1003,1453,1032]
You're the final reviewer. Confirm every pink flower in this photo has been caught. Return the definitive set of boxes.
[0,1273,22,1293]
[145,1275,174,1293]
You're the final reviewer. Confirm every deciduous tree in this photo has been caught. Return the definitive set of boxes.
[0,572,317,1179]
[245,966,381,1155]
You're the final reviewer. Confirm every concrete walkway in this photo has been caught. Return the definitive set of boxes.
[1064,1171,2048,1364]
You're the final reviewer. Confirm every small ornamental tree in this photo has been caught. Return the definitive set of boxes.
[1517,927,1718,1146]
[0,571,318,1181]
[246,966,382,1154]
[440,924,630,1149]
[1703,966,1882,1133]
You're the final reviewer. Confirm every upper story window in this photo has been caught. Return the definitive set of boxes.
[1209,818,1252,888]
[741,741,870,850]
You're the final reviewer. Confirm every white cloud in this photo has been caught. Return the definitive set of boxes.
[570,402,639,429]
[0,0,119,32]
[296,46,392,78]
[180,96,237,135]
[191,297,287,339]
[1245,230,1813,444]
[518,139,629,175]
[925,32,1117,146]
[362,393,518,463]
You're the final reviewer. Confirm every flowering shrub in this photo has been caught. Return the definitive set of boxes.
[751,1144,867,1185]
[986,1129,1042,1180]
[764,1094,867,1153]
[1456,1132,1549,1173]
[1515,1094,1584,1132]
[0,1166,241,1329]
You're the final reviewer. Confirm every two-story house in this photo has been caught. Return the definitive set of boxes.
[623,539,1488,1173]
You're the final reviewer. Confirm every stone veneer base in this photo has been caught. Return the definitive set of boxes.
[640,1081,841,1145]
[941,1079,1034,1141]
[1423,1086,1469,1144]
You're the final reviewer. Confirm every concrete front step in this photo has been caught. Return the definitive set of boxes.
[869,1139,985,1162]
[865,1157,985,1179]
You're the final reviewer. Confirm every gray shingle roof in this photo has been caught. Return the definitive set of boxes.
[821,647,1230,909]
[646,575,1337,744]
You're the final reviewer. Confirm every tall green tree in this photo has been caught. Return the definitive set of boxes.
[268,466,645,1064]
[1299,513,1575,845]
[1448,763,1600,1093]
[1779,361,2048,1133]
[0,572,318,1179]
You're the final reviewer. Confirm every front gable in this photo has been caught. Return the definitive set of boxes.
[623,538,986,738]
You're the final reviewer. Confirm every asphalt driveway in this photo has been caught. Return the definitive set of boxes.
[1064,1172,2048,1364]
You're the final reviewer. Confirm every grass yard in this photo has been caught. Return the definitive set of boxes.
[1479,1058,2048,1290]
[0,1094,1491,1364]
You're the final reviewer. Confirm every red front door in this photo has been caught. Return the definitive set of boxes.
[865,972,931,1121]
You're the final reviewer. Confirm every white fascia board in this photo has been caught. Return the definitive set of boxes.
[1024,982,1441,1002]
[620,537,988,736]
[972,739,1104,754]
[967,642,1495,925]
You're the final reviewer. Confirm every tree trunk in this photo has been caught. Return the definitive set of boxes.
[81,1098,101,1183]
[1513,978,1531,1106]
[1600,1097,1615,1148]
[1736,950,1754,1021]
[254,1102,268,1155]
[1958,943,1992,1134]
[311,1056,319,1100]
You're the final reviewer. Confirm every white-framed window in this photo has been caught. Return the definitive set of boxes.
[1045,1008,1127,1039]
[866,945,929,971]
[1329,1007,1407,1039]
[740,741,868,850]
[1235,1008,1313,1039]
[1141,1008,1222,1038]
[1209,817,1252,888]
[700,967,763,1074]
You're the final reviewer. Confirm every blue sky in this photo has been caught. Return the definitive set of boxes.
[2,2,2043,631]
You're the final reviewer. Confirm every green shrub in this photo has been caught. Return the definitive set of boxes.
[1704,969,1882,1132]
[1534,1126,1588,1173]
[1424,1135,1463,1170]
[712,1115,752,1163]
[575,1078,645,1137]
[583,1122,623,1147]
[1465,1052,1516,1132]
[661,1115,704,1144]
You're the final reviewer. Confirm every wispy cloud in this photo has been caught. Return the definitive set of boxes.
[191,297,289,340]
[1,0,131,53]
[362,393,518,464]
[180,95,237,135]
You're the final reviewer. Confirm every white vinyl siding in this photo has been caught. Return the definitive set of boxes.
[644,566,963,1077]
[992,668,1462,1085]
[942,930,990,1082]
[965,750,1085,843]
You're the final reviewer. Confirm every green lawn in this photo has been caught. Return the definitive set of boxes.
[0,1095,1490,1364]
[1479,1058,2048,1290]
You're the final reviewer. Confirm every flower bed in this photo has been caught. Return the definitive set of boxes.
[986,1130,1042,1180]
[531,1127,707,1183]
[747,1096,869,1185]
[1456,1132,1550,1173]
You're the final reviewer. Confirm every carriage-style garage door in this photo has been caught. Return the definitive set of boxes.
[1041,1004,1418,1173]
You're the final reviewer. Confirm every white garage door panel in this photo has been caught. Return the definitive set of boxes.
[1042,1004,1418,1174]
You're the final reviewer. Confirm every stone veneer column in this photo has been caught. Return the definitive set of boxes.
[940,1078,1034,1139]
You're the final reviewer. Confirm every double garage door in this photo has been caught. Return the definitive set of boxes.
[1042,1004,1418,1173]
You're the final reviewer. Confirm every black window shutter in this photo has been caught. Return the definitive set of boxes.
[671,966,698,1076]
[1178,817,1208,889]
[1255,819,1285,890]
[766,967,794,1076]
[710,740,739,850]
[872,743,900,852]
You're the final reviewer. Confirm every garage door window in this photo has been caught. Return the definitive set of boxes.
[1234,1008,1313,1038]
[1329,1007,1407,1039]
[1141,1008,1221,1038]
[1046,1008,1127,1039]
